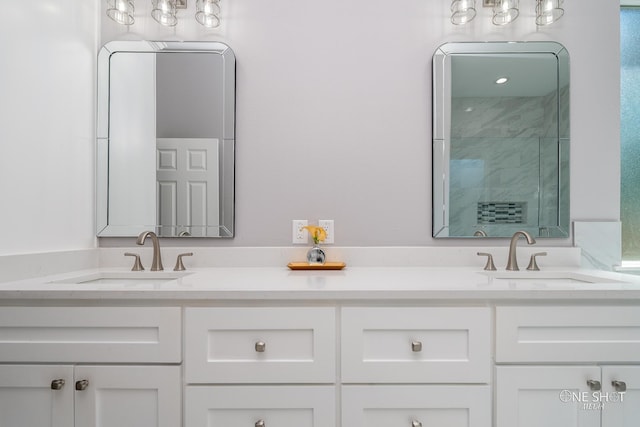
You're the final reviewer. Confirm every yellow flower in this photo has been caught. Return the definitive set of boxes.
[303,225,327,244]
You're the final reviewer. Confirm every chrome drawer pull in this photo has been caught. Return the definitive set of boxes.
[411,341,423,352]
[75,380,89,391]
[255,420,265,427]
[255,341,266,352]
[612,380,627,392]
[411,420,422,427]
[587,379,601,391]
[50,379,65,390]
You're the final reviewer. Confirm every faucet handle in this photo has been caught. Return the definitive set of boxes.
[174,252,194,271]
[477,252,497,271]
[124,253,144,271]
[526,252,547,271]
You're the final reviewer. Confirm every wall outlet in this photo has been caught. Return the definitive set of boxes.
[318,219,334,244]
[292,220,308,244]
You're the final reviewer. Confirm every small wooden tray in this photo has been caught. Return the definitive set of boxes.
[287,262,346,270]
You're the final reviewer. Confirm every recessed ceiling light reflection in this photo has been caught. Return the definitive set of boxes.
[495,77,509,84]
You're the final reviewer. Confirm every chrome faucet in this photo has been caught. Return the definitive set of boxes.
[506,230,536,271]
[136,231,164,271]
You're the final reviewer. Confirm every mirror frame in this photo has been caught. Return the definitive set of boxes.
[432,41,570,238]
[96,41,236,237]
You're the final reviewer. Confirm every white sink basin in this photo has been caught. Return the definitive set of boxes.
[481,271,625,284]
[50,271,191,286]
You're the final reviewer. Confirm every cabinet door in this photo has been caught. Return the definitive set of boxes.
[602,366,640,427]
[342,385,491,427]
[185,385,335,427]
[496,366,601,427]
[74,365,181,427]
[0,365,74,427]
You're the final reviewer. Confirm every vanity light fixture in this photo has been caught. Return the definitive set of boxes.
[106,0,135,25]
[106,0,220,28]
[452,0,564,26]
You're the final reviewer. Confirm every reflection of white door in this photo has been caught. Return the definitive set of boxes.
[156,138,219,237]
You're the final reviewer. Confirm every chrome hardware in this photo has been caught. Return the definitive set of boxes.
[174,252,193,271]
[75,379,89,391]
[124,252,144,271]
[411,420,422,427]
[411,341,423,352]
[506,230,536,271]
[255,420,265,427]
[526,252,547,271]
[136,231,163,271]
[477,252,497,271]
[255,341,266,352]
[474,230,487,237]
[612,380,627,392]
[587,379,601,391]
[178,230,192,237]
[50,379,65,390]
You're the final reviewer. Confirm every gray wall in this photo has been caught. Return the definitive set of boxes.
[96,0,620,247]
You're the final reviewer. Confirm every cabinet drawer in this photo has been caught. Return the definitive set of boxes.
[496,306,640,362]
[342,385,491,427]
[185,386,335,427]
[185,307,335,383]
[0,307,181,363]
[341,307,491,383]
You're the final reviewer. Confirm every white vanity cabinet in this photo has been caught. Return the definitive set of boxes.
[341,307,492,427]
[495,306,640,427]
[0,307,182,427]
[184,307,337,426]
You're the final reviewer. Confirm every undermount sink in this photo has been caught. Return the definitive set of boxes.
[481,271,625,284]
[50,271,191,286]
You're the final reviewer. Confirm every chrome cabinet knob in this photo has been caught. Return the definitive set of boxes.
[50,379,65,390]
[255,420,265,427]
[411,420,422,427]
[255,341,266,352]
[587,379,601,391]
[612,380,627,392]
[75,380,89,391]
[411,341,423,352]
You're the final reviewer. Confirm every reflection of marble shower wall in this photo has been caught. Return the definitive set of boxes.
[450,92,561,235]
[449,137,540,236]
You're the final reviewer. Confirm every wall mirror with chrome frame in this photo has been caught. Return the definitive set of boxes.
[432,41,569,238]
[96,41,235,237]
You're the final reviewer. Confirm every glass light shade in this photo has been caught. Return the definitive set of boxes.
[196,0,221,28]
[492,0,519,25]
[152,0,178,26]
[536,0,564,26]
[451,0,476,25]
[106,0,135,25]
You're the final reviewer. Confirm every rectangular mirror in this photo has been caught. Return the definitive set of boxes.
[96,41,235,237]
[433,41,569,238]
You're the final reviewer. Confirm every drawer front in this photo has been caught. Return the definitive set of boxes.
[185,307,335,383]
[185,386,335,427]
[0,307,181,363]
[342,385,491,427]
[341,307,491,383]
[496,306,640,362]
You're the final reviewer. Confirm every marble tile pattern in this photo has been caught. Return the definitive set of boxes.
[448,89,568,237]
[574,221,622,271]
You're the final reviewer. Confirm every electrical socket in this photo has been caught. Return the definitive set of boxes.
[318,219,334,244]
[292,220,308,244]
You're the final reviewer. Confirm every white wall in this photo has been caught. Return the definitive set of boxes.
[0,1,97,255]
[102,0,620,248]
[31,0,622,250]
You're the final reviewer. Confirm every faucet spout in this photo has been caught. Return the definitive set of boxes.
[136,231,164,271]
[506,230,536,271]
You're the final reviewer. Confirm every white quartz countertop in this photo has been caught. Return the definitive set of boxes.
[2,266,640,302]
